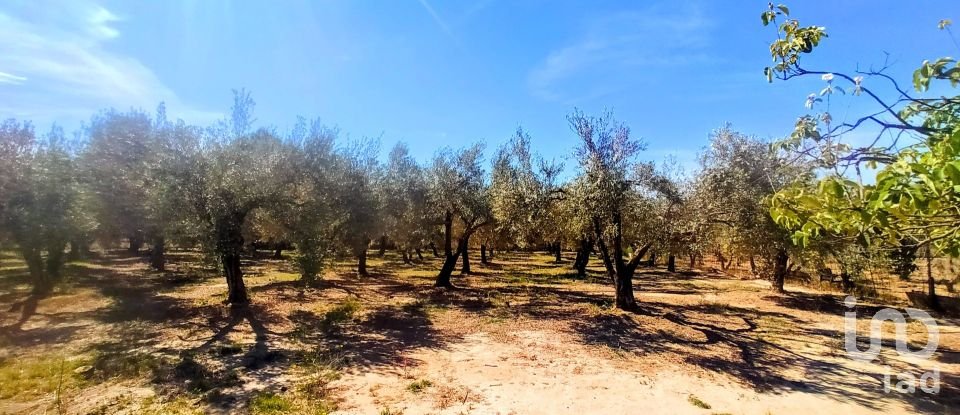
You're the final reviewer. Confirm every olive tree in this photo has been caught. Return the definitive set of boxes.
[81,109,154,255]
[430,144,491,287]
[568,110,654,310]
[0,122,83,293]
[642,159,692,272]
[275,118,340,281]
[698,125,807,292]
[170,90,293,306]
[489,127,563,257]
[382,142,432,264]
[330,139,382,276]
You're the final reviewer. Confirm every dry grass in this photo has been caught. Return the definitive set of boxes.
[0,248,957,414]
[0,352,89,400]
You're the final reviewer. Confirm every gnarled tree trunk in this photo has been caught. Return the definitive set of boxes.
[435,210,457,287]
[22,247,49,294]
[150,236,165,271]
[927,245,940,310]
[460,237,471,274]
[128,233,143,255]
[45,241,65,281]
[667,254,676,272]
[573,238,593,277]
[217,211,249,306]
[480,244,487,264]
[357,246,368,276]
[771,248,788,293]
[593,214,650,310]
[435,248,460,288]
[68,238,89,261]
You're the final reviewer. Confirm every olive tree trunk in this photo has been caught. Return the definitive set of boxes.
[460,238,471,274]
[150,236,165,271]
[357,247,368,276]
[217,211,249,306]
[573,239,593,277]
[435,210,457,288]
[927,245,940,310]
[128,234,143,255]
[22,247,50,294]
[771,248,788,293]
[593,214,650,310]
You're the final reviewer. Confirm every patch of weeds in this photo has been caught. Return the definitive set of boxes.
[407,379,433,393]
[322,297,362,330]
[176,361,214,392]
[484,305,515,324]
[140,396,205,415]
[159,354,240,393]
[687,395,711,409]
[213,342,243,356]
[697,300,731,314]
[403,299,448,317]
[250,385,337,415]
[299,345,349,371]
[502,274,531,285]
[674,281,702,292]
[484,290,509,308]
[250,392,293,414]
[298,370,341,401]
[584,300,616,317]
[0,353,88,400]
[90,350,167,381]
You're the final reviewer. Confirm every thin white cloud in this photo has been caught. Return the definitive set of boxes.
[0,1,218,125]
[0,71,27,85]
[87,6,121,39]
[416,0,463,48]
[528,5,714,103]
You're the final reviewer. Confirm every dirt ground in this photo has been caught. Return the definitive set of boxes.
[0,250,957,415]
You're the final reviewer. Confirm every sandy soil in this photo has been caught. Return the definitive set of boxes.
[0,250,957,414]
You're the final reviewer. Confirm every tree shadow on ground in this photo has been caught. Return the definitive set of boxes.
[4,250,958,413]
[420,268,957,413]
[288,300,457,373]
[3,293,38,331]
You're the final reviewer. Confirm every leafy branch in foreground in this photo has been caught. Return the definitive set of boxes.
[762,3,960,307]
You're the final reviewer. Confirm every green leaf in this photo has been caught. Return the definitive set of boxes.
[777,4,790,15]
[945,161,960,183]
[920,174,939,195]
[791,230,808,247]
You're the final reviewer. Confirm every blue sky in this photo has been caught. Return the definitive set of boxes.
[0,0,955,172]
